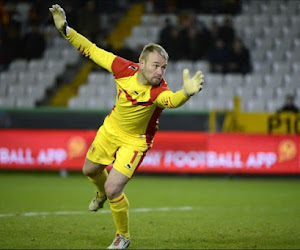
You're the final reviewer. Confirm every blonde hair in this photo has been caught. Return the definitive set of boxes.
[139,42,169,62]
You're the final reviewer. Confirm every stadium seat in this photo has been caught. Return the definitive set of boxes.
[27,59,46,72]
[243,99,266,112]
[244,27,263,42]
[200,87,216,100]
[233,15,252,29]
[263,74,284,87]
[205,73,224,86]
[274,37,294,52]
[254,38,273,51]
[274,86,295,99]
[190,95,207,110]
[52,36,69,48]
[266,49,286,62]
[132,26,148,37]
[216,86,235,100]
[260,2,280,15]
[251,49,266,62]
[78,85,99,97]
[280,3,299,15]
[8,59,28,72]
[224,74,244,87]
[26,85,46,100]
[18,72,36,85]
[193,61,210,74]
[290,15,300,27]
[271,16,290,26]
[287,50,300,63]
[0,97,15,107]
[45,60,66,76]
[282,26,300,41]
[86,97,106,108]
[36,72,56,88]
[44,48,62,60]
[61,49,80,65]
[206,98,233,111]
[291,62,300,74]
[68,97,87,108]
[88,72,109,85]
[266,99,283,112]
[0,71,19,85]
[296,88,300,98]
[256,86,275,100]
[244,74,264,87]
[164,73,183,90]
[7,85,26,97]
[15,98,36,107]
[272,62,292,74]
[141,14,158,26]
[235,86,256,101]
[0,85,7,96]
[146,26,160,40]
[173,60,194,72]
[243,2,261,15]
[283,74,300,88]
[253,15,271,27]
[253,62,272,74]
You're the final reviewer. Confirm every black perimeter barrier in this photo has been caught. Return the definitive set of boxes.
[0,107,225,131]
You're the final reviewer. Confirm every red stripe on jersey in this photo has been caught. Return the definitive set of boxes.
[150,79,170,102]
[112,57,138,79]
[122,79,170,106]
[123,89,153,106]
[77,45,90,58]
[108,105,116,117]
[117,89,122,99]
[145,107,163,146]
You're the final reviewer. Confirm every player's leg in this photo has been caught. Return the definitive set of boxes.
[82,157,108,211]
[106,147,147,249]
[105,168,131,249]
[83,124,119,212]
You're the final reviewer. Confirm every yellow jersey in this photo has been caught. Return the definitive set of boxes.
[65,28,189,146]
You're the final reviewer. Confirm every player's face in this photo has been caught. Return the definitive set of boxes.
[140,51,167,86]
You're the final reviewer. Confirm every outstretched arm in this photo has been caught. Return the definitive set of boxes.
[49,4,70,36]
[182,69,204,97]
[49,4,116,72]
[154,69,204,109]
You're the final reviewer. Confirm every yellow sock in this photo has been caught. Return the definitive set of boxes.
[109,193,130,238]
[87,169,108,198]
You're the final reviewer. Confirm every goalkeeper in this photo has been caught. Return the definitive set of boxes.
[50,4,204,249]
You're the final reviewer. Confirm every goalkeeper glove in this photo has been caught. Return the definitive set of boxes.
[49,4,70,36]
[182,69,204,97]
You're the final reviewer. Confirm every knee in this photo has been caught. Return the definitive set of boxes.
[105,181,121,200]
[82,165,93,177]
[82,162,99,177]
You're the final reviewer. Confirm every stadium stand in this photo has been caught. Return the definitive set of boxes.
[66,0,300,112]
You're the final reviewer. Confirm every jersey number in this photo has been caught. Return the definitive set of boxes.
[130,150,138,163]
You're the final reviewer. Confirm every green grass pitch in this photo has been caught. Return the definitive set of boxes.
[0,171,299,249]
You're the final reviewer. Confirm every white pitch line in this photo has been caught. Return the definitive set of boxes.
[0,206,199,218]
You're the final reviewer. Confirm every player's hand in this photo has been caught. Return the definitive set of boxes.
[182,69,204,97]
[49,4,68,35]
